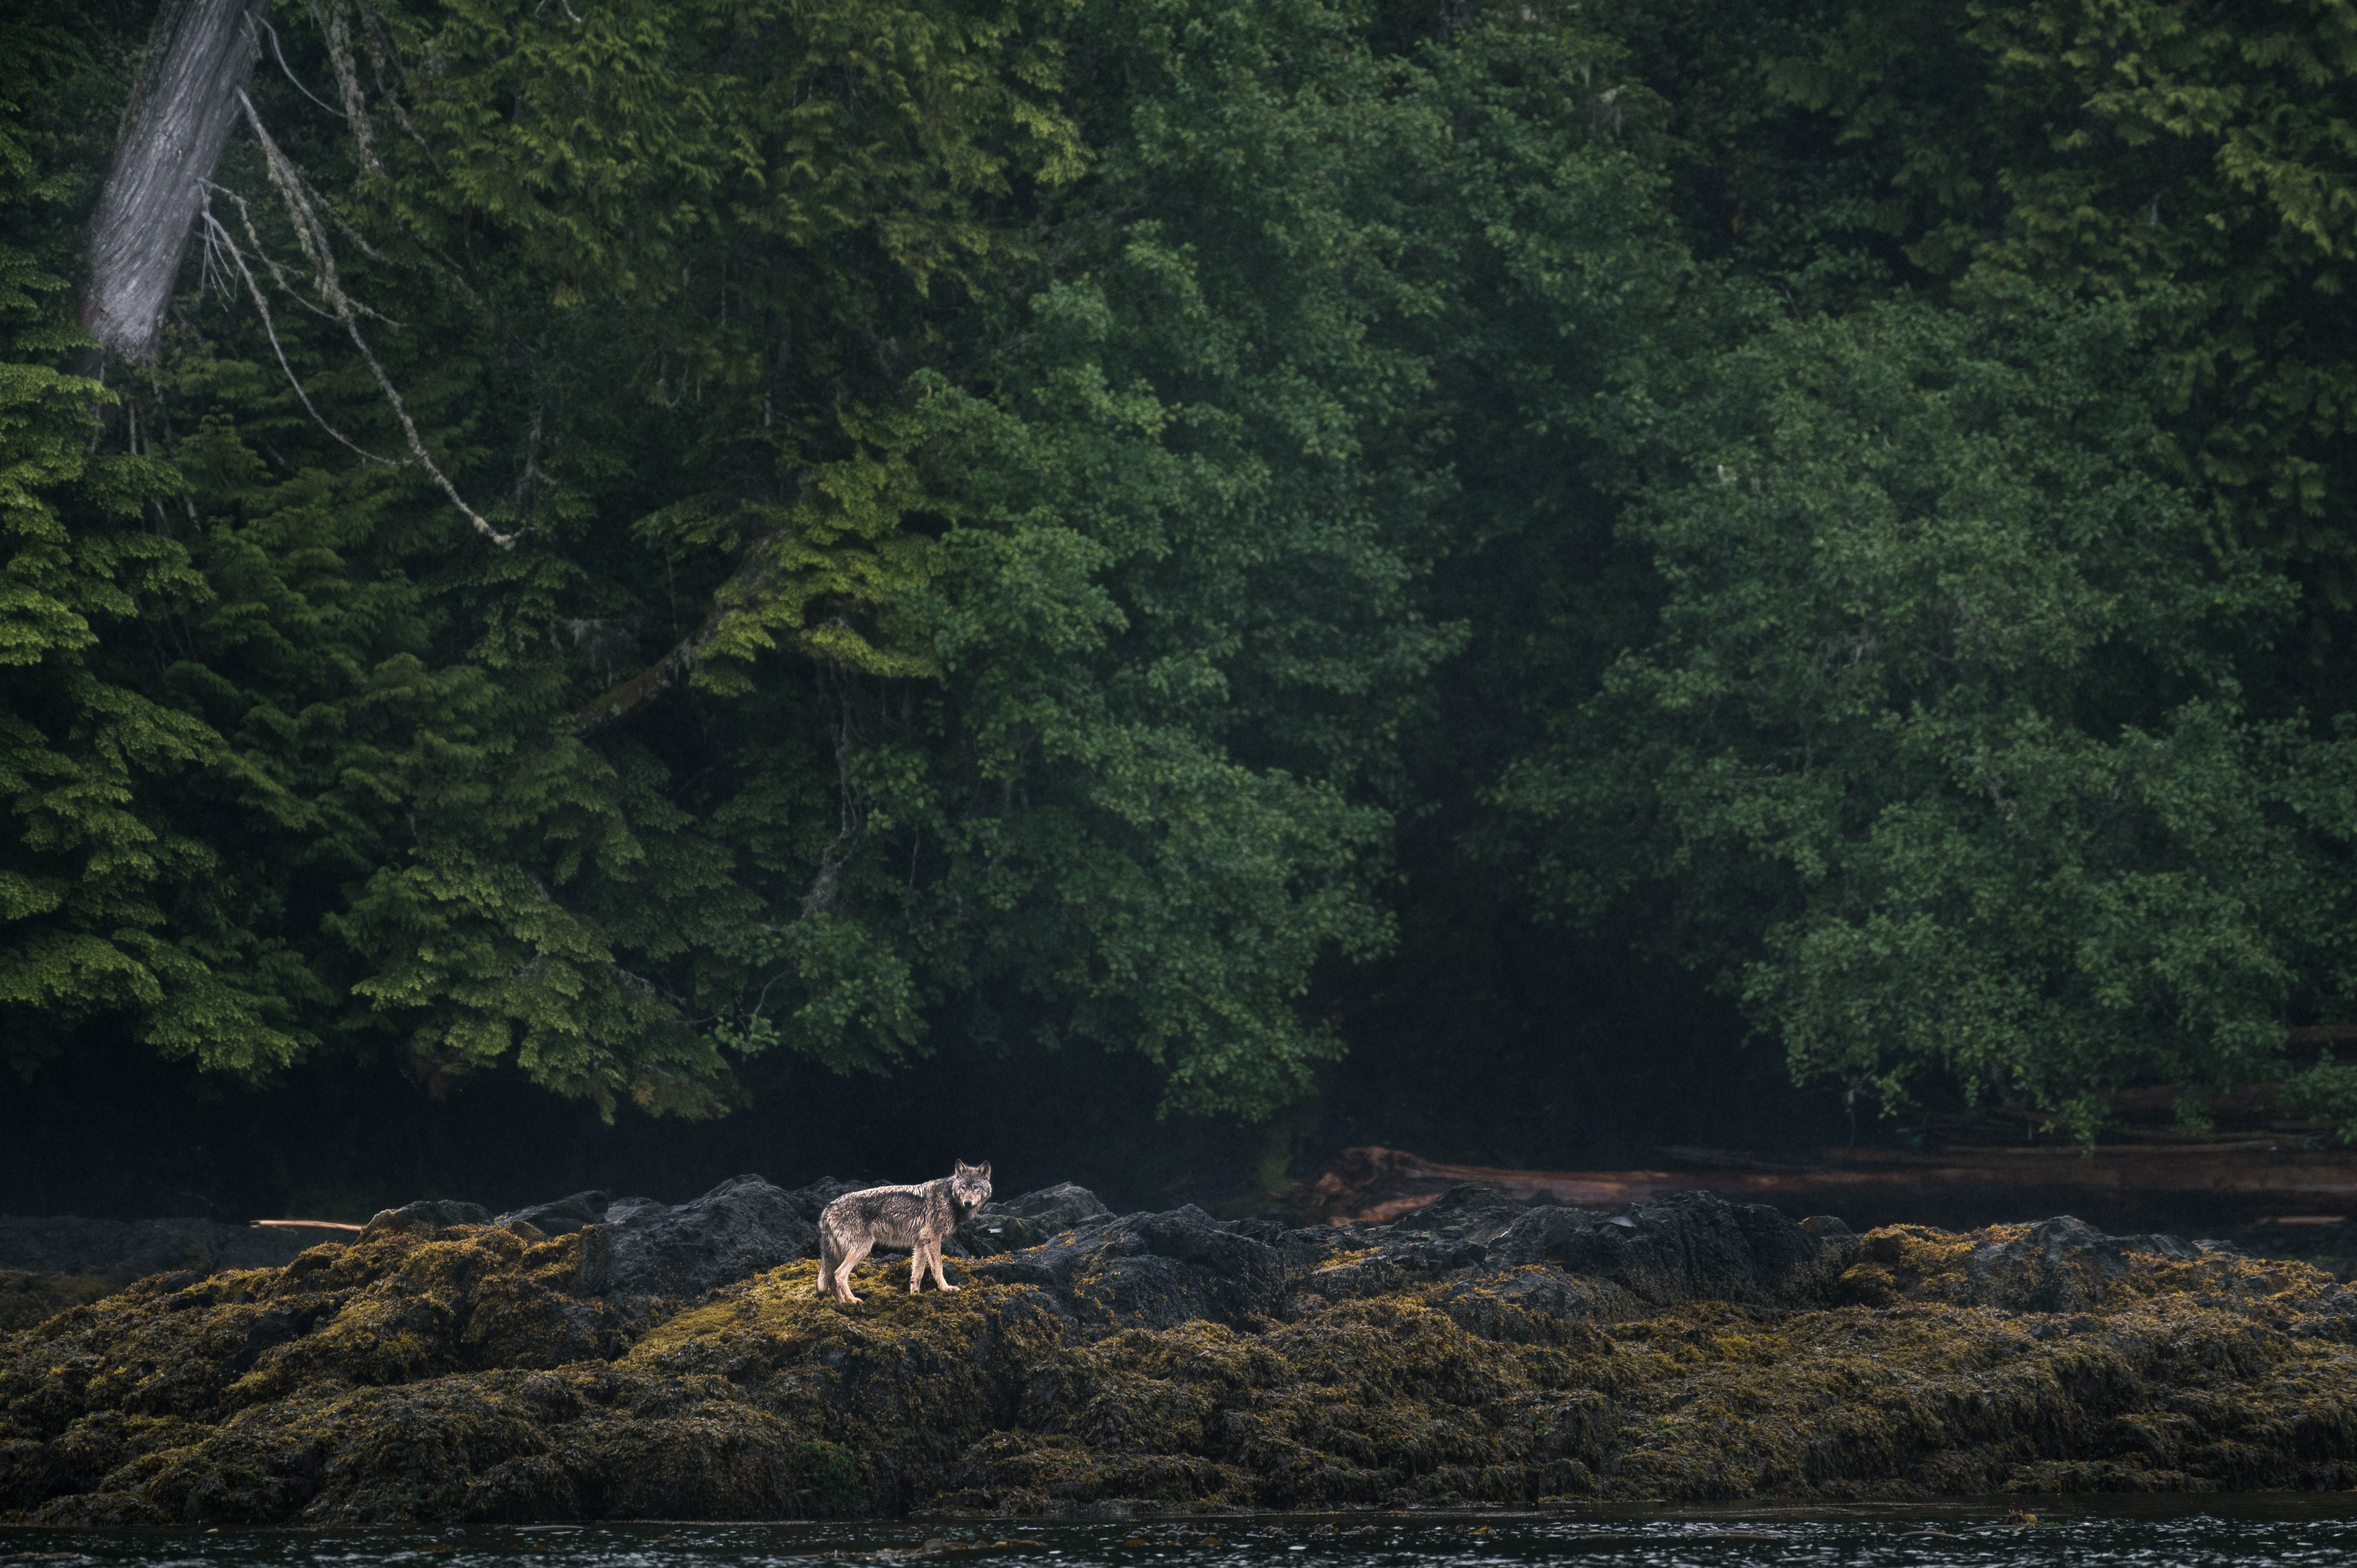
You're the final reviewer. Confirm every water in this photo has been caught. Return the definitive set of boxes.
[9,1501,2357,1568]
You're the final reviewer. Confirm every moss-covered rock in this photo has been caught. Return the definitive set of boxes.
[0,1217,321,1286]
[0,1215,339,1334]
[0,1273,116,1335]
[4,1194,2355,1524]
[1834,1215,2301,1315]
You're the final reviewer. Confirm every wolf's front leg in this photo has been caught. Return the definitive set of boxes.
[909,1233,934,1293]
[928,1238,959,1292]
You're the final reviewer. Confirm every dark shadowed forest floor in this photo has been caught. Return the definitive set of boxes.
[5,898,1858,1227]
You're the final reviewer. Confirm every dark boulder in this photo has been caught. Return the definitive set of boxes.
[958,1187,1843,1336]
[507,1176,898,1297]
[967,1204,1287,1328]
[990,1182,1115,1229]
[358,1199,493,1238]
[1218,1216,1349,1272]
[1432,1269,1632,1343]
[1491,1189,1855,1308]
[1389,1183,1539,1246]
[0,1217,320,1286]
[778,1178,867,1223]
[1287,1232,1485,1308]
[573,1174,826,1300]
[1948,1216,2211,1312]
[494,1191,612,1236]
[960,1183,1114,1255]
[1287,1183,1534,1300]
[1834,1213,2312,1317]
[222,1299,337,1375]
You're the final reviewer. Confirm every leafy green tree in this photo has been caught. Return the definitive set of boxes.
[707,1,1675,1113]
[15,0,2354,1152]
[1500,282,2357,1132]
[4,0,1668,1123]
[1614,0,2357,619]
[0,6,321,1083]
[4,0,1101,1112]
[131,0,1151,1116]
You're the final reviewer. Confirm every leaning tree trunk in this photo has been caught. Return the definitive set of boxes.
[80,0,270,364]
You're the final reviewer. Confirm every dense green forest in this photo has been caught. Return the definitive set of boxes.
[5,0,2357,1211]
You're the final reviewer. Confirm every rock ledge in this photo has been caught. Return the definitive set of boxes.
[5,1180,2351,1523]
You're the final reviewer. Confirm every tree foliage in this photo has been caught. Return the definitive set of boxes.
[5,0,2357,1141]
[1500,284,2357,1132]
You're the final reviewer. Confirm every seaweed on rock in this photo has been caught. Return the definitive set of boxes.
[4,1189,2357,1523]
[0,1273,116,1335]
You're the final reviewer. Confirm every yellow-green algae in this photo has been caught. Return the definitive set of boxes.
[4,1220,2356,1525]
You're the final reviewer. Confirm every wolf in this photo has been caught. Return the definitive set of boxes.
[814,1159,993,1303]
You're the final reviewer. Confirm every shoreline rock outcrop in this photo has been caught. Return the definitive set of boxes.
[0,1216,333,1287]
[4,1179,2354,1524]
[0,1216,346,1335]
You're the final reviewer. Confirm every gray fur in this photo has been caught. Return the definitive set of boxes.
[815,1160,993,1302]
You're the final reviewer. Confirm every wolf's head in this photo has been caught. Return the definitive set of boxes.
[950,1159,993,1219]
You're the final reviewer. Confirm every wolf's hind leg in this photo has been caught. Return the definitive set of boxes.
[835,1235,876,1303]
[814,1238,839,1300]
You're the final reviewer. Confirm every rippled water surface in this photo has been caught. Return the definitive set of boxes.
[11,1501,2357,1568]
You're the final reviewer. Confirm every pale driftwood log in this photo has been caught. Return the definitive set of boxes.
[1288,1143,2357,1231]
[81,0,270,363]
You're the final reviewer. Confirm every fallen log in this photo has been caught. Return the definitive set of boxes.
[1288,1143,2357,1233]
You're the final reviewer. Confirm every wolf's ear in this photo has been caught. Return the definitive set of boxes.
[980,1162,991,1179]
[955,1159,973,1174]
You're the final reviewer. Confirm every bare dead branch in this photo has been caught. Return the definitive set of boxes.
[317,0,383,175]
[197,193,399,465]
[255,13,345,120]
[218,184,351,326]
[352,0,440,168]
[239,90,521,549]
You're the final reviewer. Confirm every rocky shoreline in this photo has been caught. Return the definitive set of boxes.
[4,1179,2355,1524]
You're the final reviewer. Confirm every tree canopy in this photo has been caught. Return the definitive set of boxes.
[5,0,2356,1145]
